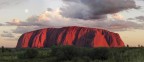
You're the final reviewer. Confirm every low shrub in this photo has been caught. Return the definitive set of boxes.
[50,46,111,61]
[51,46,79,61]
[18,49,39,59]
[85,48,111,60]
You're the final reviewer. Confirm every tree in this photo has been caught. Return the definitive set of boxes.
[126,44,129,47]
[138,45,141,47]
[18,49,39,59]
[1,46,4,53]
[141,45,143,47]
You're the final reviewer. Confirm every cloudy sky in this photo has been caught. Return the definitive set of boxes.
[0,0,144,47]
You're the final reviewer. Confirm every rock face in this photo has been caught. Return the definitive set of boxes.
[16,26,125,48]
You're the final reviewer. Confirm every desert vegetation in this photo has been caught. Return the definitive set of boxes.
[0,46,144,62]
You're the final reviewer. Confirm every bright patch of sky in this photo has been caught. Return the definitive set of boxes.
[0,0,63,23]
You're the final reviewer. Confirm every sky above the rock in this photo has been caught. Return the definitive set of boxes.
[0,0,144,47]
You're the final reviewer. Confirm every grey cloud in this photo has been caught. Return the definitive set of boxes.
[1,32,14,38]
[12,19,144,34]
[47,8,53,11]
[12,26,38,34]
[4,38,18,41]
[5,10,143,34]
[128,18,135,20]
[93,20,144,31]
[128,16,144,22]
[6,15,144,34]
[78,19,143,31]
[0,23,3,26]
[3,31,9,33]
[0,0,29,9]
[61,0,137,20]
[6,16,48,26]
[135,16,144,22]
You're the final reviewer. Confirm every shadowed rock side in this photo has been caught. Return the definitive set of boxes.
[16,26,125,48]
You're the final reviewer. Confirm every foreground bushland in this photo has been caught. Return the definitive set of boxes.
[0,46,144,62]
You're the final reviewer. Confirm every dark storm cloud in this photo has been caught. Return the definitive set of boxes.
[61,0,137,20]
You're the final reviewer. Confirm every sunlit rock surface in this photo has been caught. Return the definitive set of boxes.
[16,26,125,48]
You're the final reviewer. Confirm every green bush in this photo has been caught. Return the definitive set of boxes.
[18,49,39,59]
[72,56,91,62]
[88,48,111,60]
[51,46,79,61]
[50,46,111,61]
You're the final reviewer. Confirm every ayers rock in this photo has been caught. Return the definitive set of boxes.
[16,26,125,48]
